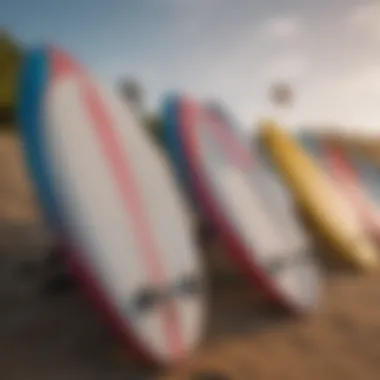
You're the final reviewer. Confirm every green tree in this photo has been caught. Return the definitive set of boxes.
[145,113,163,146]
[0,30,23,127]
[269,81,293,108]
[117,77,164,146]
[118,77,144,117]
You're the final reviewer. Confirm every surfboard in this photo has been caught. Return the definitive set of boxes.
[205,100,248,141]
[162,98,247,205]
[299,133,380,245]
[17,46,205,365]
[335,140,380,241]
[343,143,380,208]
[167,96,320,313]
[297,132,324,161]
[162,96,192,198]
[260,121,377,271]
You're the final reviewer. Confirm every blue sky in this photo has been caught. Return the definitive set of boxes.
[2,0,380,133]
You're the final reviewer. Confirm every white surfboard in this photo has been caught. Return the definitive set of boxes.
[18,47,205,365]
[171,97,319,312]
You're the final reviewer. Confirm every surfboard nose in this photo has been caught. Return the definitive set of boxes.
[174,289,206,361]
[130,282,205,364]
[280,249,321,313]
[349,235,378,271]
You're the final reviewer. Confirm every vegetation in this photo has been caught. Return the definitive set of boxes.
[0,32,163,143]
[0,30,23,128]
[117,77,163,146]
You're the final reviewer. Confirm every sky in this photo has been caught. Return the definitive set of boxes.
[2,0,380,134]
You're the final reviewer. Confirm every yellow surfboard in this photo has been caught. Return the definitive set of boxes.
[259,120,378,271]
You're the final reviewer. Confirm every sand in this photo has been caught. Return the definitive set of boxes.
[1,131,380,380]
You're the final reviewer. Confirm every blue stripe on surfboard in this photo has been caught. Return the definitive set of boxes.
[18,47,60,227]
[297,133,325,164]
[162,95,193,197]
[297,134,319,155]
[347,151,380,204]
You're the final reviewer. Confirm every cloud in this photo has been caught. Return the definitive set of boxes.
[258,14,302,41]
[159,0,222,18]
[346,3,380,26]
[341,65,380,97]
[158,0,218,7]
[286,60,380,132]
[162,0,225,37]
[263,53,307,82]
[309,63,380,106]
[104,2,380,132]
[143,10,308,126]
[345,2,380,38]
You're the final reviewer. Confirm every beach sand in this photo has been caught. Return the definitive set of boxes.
[1,131,380,380]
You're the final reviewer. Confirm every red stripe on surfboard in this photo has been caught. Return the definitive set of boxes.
[179,98,297,312]
[50,50,183,358]
[323,143,380,234]
[205,109,253,170]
